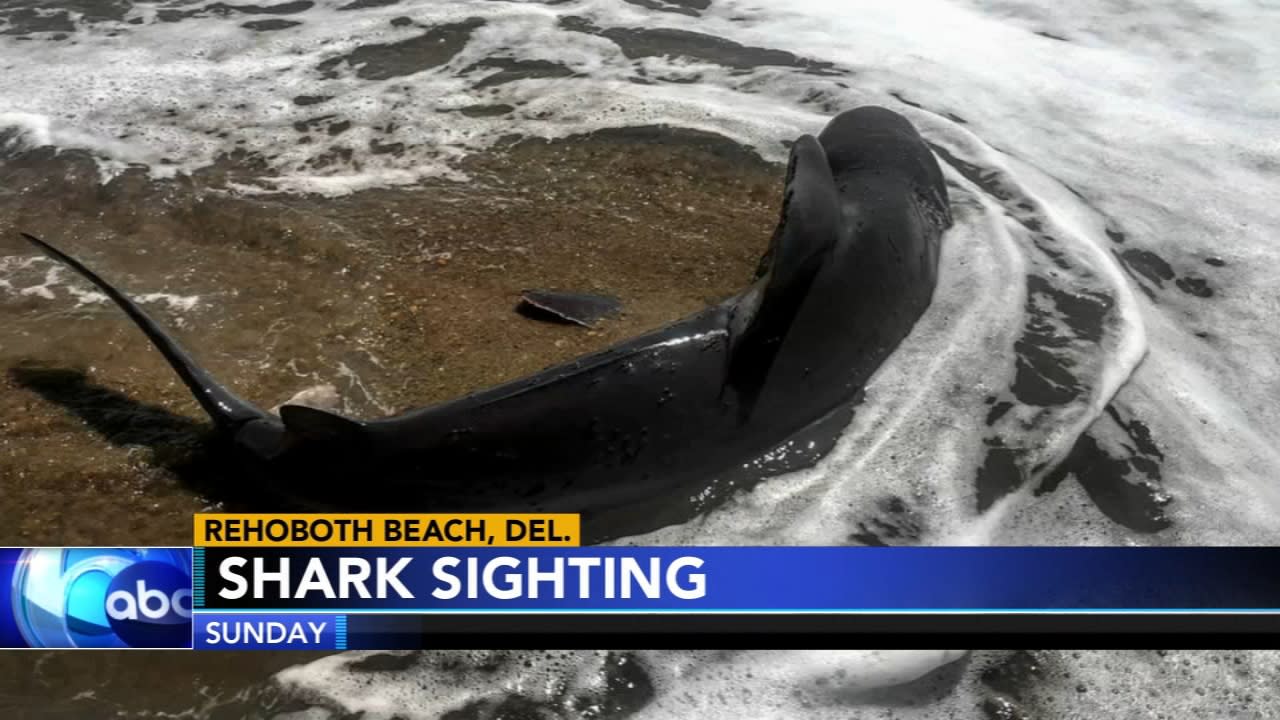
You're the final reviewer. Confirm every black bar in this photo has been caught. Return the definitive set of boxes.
[344,613,1280,650]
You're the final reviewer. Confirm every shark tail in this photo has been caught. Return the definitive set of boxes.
[19,232,268,429]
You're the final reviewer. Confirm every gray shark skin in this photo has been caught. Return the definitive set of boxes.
[20,106,952,543]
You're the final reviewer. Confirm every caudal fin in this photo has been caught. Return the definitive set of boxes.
[19,233,267,429]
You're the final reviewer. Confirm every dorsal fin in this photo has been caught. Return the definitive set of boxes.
[727,134,842,411]
[279,404,368,443]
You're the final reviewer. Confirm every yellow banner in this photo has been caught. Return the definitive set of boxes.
[194,513,580,547]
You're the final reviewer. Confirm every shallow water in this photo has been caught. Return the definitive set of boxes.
[2,0,1280,717]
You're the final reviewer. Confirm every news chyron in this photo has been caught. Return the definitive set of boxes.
[2,548,194,649]
[0,513,581,650]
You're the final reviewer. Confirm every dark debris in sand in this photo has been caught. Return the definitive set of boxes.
[560,15,840,75]
[243,18,302,31]
[317,18,485,80]
[338,0,400,9]
[462,57,579,89]
[623,0,712,18]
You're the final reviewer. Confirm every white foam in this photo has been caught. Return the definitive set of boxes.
[0,254,199,312]
[271,649,1280,719]
[275,650,969,720]
[0,111,53,151]
[135,292,200,313]
[5,0,1280,714]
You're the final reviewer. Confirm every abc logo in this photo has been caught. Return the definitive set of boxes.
[10,548,192,648]
[105,561,193,648]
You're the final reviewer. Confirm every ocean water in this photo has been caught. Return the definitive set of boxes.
[2,0,1279,717]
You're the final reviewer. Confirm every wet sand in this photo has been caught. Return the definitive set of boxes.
[0,129,780,716]
[0,128,781,547]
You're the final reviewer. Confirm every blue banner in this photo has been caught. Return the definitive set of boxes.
[196,546,1280,612]
[194,613,343,650]
[11,545,1280,649]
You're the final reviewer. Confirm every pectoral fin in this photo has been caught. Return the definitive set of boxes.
[727,134,842,410]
